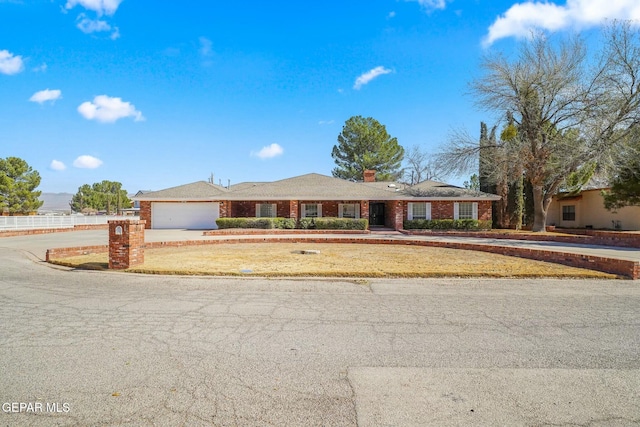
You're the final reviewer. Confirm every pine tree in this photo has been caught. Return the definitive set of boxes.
[0,157,43,214]
[332,116,404,181]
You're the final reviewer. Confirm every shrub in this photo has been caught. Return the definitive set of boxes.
[298,217,316,229]
[312,217,368,230]
[403,219,491,230]
[216,217,274,229]
[217,216,369,230]
[216,218,248,229]
[273,217,297,229]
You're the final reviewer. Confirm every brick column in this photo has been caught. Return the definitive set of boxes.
[289,200,299,219]
[389,201,404,230]
[109,219,145,269]
[139,201,152,229]
[219,200,230,218]
[360,201,369,225]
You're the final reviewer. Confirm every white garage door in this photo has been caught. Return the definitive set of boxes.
[152,202,219,229]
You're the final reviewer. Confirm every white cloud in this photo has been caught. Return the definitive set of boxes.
[73,155,103,169]
[76,13,119,38]
[407,0,448,12]
[29,89,62,104]
[78,95,145,123]
[388,11,396,19]
[251,143,284,159]
[77,14,111,33]
[65,0,123,16]
[50,160,66,171]
[0,49,24,75]
[353,66,393,90]
[33,63,48,72]
[484,0,640,46]
[199,37,213,56]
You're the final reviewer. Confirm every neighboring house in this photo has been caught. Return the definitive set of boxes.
[548,188,640,231]
[135,171,501,230]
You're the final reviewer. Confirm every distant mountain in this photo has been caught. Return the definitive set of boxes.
[39,193,73,213]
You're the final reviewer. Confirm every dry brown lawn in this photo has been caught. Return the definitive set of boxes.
[51,243,617,279]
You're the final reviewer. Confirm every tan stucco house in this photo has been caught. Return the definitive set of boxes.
[547,188,640,230]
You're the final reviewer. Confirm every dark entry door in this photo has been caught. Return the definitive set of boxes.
[369,203,386,227]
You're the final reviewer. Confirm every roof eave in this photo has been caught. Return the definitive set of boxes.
[134,197,225,202]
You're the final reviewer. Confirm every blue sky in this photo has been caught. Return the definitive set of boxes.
[2,0,640,193]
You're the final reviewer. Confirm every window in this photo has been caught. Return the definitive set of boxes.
[339,204,358,219]
[562,205,576,221]
[256,203,276,218]
[408,203,431,220]
[454,202,478,220]
[302,203,322,218]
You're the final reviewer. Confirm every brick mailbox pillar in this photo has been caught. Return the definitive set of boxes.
[108,219,146,269]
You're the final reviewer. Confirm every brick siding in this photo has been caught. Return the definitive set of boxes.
[402,200,492,221]
[139,201,152,229]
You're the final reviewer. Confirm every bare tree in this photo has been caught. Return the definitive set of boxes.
[403,145,444,185]
[438,22,640,231]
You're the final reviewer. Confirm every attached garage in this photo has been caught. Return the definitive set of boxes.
[151,202,219,229]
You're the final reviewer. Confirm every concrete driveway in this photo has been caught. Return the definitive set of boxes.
[0,236,639,425]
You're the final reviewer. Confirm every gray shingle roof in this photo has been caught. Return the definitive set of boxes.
[134,174,501,201]
[135,181,229,200]
[228,182,267,191]
[400,180,500,199]
[227,173,394,200]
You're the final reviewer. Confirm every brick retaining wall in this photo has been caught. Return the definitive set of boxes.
[402,230,640,249]
[203,229,370,236]
[46,237,639,279]
[0,224,108,238]
[46,245,109,261]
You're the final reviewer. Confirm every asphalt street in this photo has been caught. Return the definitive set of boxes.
[0,236,639,426]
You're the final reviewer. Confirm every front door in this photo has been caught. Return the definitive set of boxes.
[369,203,386,227]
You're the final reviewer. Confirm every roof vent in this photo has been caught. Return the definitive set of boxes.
[388,184,396,188]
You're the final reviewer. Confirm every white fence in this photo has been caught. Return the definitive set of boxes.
[0,215,140,230]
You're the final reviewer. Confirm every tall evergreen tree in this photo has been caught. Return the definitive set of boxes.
[603,134,640,209]
[0,157,43,214]
[331,116,404,181]
[70,180,130,214]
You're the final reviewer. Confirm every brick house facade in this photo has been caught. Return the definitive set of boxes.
[136,172,500,230]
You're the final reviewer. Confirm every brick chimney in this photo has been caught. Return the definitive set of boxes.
[363,169,376,182]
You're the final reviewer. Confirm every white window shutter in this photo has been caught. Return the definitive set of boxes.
[407,203,414,220]
[301,203,306,218]
[472,202,478,220]
[338,204,344,218]
[454,203,459,220]
[256,203,261,218]
[355,204,360,219]
[317,204,322,218]
[271,203,277,217]
[426,203,432,220]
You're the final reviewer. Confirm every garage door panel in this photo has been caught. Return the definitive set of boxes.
[152,202,219,229]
